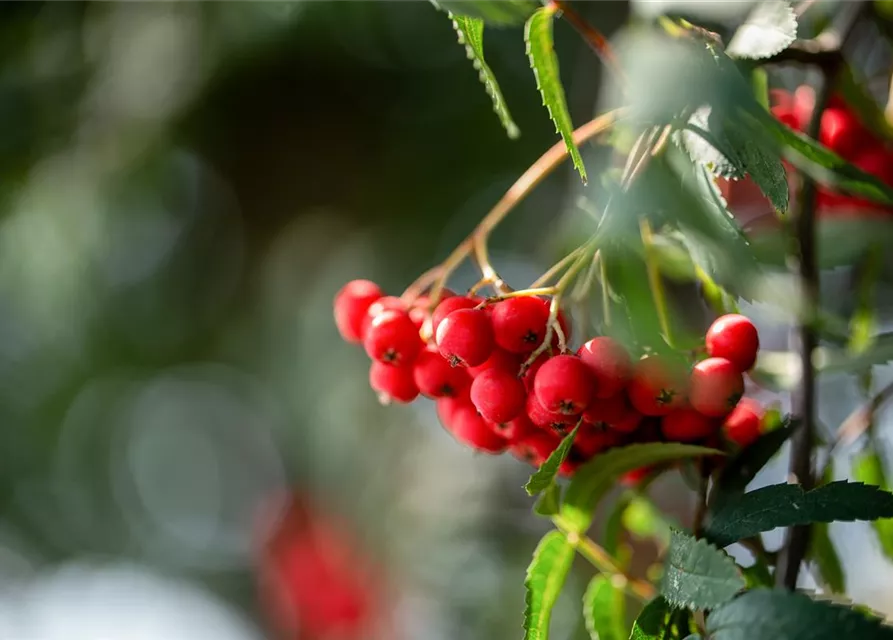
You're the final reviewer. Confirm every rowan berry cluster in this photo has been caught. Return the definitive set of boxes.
[772,86,893,215]
[335,278,768,477]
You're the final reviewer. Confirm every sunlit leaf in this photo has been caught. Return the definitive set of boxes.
[524,530,576,640]
[526,422,580,495]
[583,575,625,640]
[852,451,893,562]
[726,0,797,60]
[433,0,538,26]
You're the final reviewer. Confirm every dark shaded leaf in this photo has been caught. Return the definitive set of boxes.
[705,481,893,547]
[583,575,625,640]
[726,0,798,60]
[810,521,845,593]
[707,589,893,640]
[525,6,586,183]
[526,422,581,495]
[561,443,720,534]
[659,529,745,610]
[851,451,893,561]
[630,597,671,640]
[524,531,575,640]
[712,418,797,507]
[433,0,537,26]
[447,14,520,138]
[534,481,562,517]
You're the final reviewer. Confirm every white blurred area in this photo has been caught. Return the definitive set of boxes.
[0,562,262,640]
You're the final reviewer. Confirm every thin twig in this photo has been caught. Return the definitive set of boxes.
[830,380,893,452]
[692,464,709,538]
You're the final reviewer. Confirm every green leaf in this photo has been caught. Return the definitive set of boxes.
[677,107,742,179]
[848,244,882,355]
[707,589,893,640]
[583,575,625,640]
[603,493,633,557]
[756,111,893,206]
[623,496,673,549]
[524,530,576,640]
[535,482,562,517]
[704,481,893,547]
[659,529,745,611]
[433,0,538,26]
[630,597,671,640]
[447,15,520,139]
[818,332,893,374]
[852,451,893,561]
[561,443,720,534]
[726,0,798,60]
[712,419,797,508]
[526,422,581,495]
[741,560,773,589]
[525,6,587,183]
[810,521,845,593]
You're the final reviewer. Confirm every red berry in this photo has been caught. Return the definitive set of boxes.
[448,404,508,454]
[576,424,623,457]
[819,106,869,159]
[689,357,744,418]
[363,309,423,367]
[470,368,527,423]
[526,392,577,436]
[369,361,419,404]
[435,308,494,367]
[520,352,550,392]
[660,407,717,442]
[705,314,759,372]
[334,280,383,343]
[409,289,456,328]
[486,412,534,442]
[491,297,551,353]
[467,348,522,378]
[361,295,406,337]
[582,394,635,430]
[436,387,471,428]
[578,337,632,399]
[431,295,482,334]
[627,356,687,416]
[412,348,471,398]
[510,430,560,467]
[722,398,764,448]
[533,355,594,415]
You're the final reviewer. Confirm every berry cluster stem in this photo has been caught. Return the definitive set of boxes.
[403,109,623,306]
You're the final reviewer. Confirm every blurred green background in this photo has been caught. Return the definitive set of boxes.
[3,2,893,639]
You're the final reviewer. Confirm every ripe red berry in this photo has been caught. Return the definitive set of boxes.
[582,394,631,429]
[436,387,471,428]
[578,337,632,399]
[510,430,561,467]
[369,361,419,404]
[705,314,760,372]
[470,368,527,423]
[409,289,456,329]
[363,309,423,367]
[490,297,551,353]
[819,106,869,159]
[467,348,522,378]
[431,295,482,334]
[526,392,577,435]
[534,355,594,415]
[576,424,623,457]
[436,308,494,367]
[722,398,764,448]
[689,357,744,418]
[486,412,534,442]
[448,404,508,454]
[413,348,471,398]
[361,295,406,337]
[520,351,550,392]
[627,356,687,416]
[660,407,717,442]
[334,280,383,343]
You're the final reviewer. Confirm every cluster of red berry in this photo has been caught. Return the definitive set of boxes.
[773,86,893,215]
[334,280,766,478]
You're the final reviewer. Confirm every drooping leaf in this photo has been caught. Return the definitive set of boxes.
[535,482,562,517]
[524,531,576,640]
[659,529,745,611]
[525,6,587,183]
[706,589,893,640]
[712,418,797,507]
[583,575,625,640]
[561,443,720,534]
[433,0,538,26]
[526,422,581,495]
[726,0,798,60]
[630,597,671,640]
[852,451,893,561]
[447,15,520,139]
[705,481,893,547]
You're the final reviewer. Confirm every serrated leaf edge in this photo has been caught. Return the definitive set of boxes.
[661,530,745,611]
[727,0,798,60]
[523,530,575,640]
